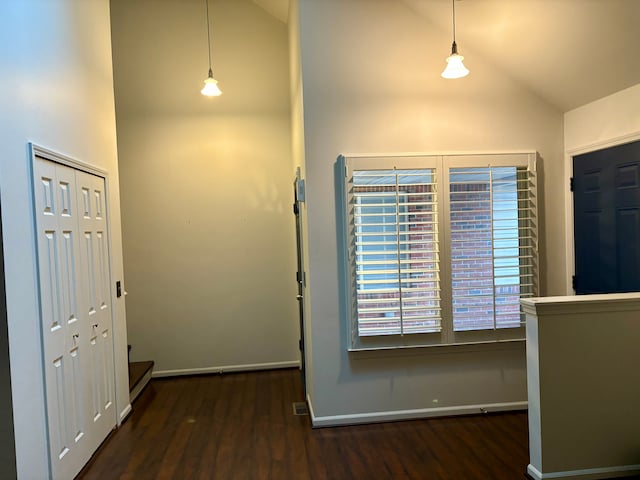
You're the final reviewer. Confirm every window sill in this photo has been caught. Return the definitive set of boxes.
[347,337,525,356]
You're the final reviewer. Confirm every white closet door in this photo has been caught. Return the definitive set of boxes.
[33,157,116,479]
[33,158,92,479]
[75,170,116,447]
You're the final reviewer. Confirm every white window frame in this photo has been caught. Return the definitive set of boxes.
[340,152,538,351]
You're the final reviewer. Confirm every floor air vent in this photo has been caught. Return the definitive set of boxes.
[292,402,309,416]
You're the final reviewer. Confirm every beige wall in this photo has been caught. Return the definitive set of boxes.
[0,0,128,477]
[296,0,566,422]
[565,83,640,151]
[111,0,299,374]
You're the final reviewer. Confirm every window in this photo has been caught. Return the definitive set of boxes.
[342,154,538,349]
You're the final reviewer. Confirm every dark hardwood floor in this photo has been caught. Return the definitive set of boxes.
[77,369,530,480]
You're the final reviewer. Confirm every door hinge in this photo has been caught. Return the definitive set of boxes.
[572,275,577,291]
[570,177,575,192]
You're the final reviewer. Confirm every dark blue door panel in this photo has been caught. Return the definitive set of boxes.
[573,140,640,294]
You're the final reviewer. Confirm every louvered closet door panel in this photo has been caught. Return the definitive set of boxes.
[33,158,92,480]
[75,170,116,446]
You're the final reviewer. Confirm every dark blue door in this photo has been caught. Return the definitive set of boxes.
[573,140,640,294]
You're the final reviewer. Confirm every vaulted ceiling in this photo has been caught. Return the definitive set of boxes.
[254,0,640,112]
[402,0,640,112]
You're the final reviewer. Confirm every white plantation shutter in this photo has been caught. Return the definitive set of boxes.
[342,153,537,350]
[351,168,441,336]
[448,165,536,332]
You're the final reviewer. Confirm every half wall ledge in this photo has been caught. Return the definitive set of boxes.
[522,292,640,480]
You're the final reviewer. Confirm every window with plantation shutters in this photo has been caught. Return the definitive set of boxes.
[342,153,538,350]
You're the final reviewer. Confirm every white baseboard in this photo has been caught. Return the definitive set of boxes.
[307,399,527,427]
[528,463,640,479]
[152,360,300,378]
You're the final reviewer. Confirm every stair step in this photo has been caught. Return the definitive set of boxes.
[129,360,154,403]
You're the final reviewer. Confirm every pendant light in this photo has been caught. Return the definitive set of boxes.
[441,0,469,79]
[201,0,222,96]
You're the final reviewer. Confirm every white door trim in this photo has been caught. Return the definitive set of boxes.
[29,144,108,178]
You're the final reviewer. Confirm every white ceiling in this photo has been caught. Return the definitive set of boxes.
[254,0,640,112]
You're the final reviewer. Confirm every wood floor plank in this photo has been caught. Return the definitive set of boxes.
[77,369,531,480]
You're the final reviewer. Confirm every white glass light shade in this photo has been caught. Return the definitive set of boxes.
[441,53,469,79]
[201,75,222,96]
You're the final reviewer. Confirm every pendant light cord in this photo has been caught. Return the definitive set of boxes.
[452,0,457,44]
[205,0,212,73]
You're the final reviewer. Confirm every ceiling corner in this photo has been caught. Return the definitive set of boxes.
[252,0,289,24]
